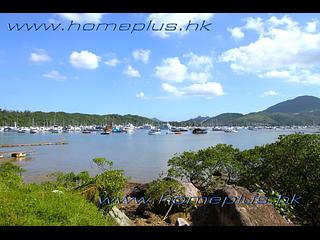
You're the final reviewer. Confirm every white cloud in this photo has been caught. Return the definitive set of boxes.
[183,82,224,96]
[262,90,278,97]
[220,15,320,85]
[105,58,119,67]
[244,17,264,33]
[267,15,298,29]
[161,83,182,96]
[136,91,146,99]
[69,50,100,70]
[155,53,213,84]
[56,13,106,23]
[262,69,320,85]
[156,53,223,98]
[146,13,214,38]
[162,82,224,97]
[306,20,318,33]
[228,27,244,39]
[43,70,66,81]
[259,70,290,78]
[132,49,151,64]
[184,52,213,71]
[124,65,140,78]
[155,57,187,82]
[30,49,51,63]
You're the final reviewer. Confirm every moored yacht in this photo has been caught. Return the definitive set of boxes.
[148,128,161,135]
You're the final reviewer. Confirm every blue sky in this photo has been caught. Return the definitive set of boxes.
[1,13,320,121]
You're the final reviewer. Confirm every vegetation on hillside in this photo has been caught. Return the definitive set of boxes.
[0,109,156,127]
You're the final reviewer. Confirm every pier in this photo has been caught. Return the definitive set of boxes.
[0,141,67,148]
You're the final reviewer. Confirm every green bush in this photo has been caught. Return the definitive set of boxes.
[239,134,320,225]
[168,144,241,194]
[146,177,186,215]
[54,158,128,211]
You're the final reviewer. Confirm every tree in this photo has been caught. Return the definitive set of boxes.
[168,144,241,194]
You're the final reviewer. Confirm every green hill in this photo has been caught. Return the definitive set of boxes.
[0,109,156,127]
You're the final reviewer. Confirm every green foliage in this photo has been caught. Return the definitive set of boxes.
[168,144,241,194]
[0,163,115,226]
[55,158,128,211]
[167,135,320,225]
[146,178,185,201]
[146,178,186,214]
[240,134,320,225]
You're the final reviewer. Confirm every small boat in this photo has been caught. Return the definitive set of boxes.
[101,131,111,135]
[30,129,38,134]
[179,127,188,132]
[11,152,27,158]
[212,127,223,131]
[82,130,91,134]
[148,128,161,135]
[192,128,207,134]
[174,132,182,135]
[18,129,27,133]
[224,128,238,133]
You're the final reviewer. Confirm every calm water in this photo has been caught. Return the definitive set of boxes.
[0,129,315,182]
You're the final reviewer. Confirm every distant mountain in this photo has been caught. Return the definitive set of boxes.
[177,116,210,126]
[263,95,320,114]
[201,96,320,126]
[203,113,243,126]
[1,95,320,127]
[152,117,162,122]
[0,109,156,127]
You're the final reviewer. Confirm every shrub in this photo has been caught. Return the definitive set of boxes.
[168,144,241,194]
[238,134,320,225]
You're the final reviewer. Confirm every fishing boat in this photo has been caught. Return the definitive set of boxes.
[148,128,161,135]
[192,128,207,134]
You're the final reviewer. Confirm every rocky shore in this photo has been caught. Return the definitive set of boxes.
[109,182,294,226]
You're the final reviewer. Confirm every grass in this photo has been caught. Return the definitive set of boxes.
[0,163,117,226]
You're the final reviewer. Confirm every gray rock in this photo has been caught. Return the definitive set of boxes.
[191,185,293,226]
[181,183,201,198]
[109,206,134,226]
[175,218,190,226]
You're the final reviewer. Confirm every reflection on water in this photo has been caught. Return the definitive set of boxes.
[0,129,316,182]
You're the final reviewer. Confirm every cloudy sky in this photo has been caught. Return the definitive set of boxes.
[1,13,320,121]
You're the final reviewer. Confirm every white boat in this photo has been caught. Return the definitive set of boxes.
[0,127,4,132]
[160,122,172,131]
[148,128,161,135]
[123,123,135,134]
[30,128,38,134]
[224,127,238,133]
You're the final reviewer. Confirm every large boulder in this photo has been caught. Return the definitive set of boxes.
[191,185,293,226]
[109,206,134,226]
[181,182,201,198]
[135,181,201,216]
